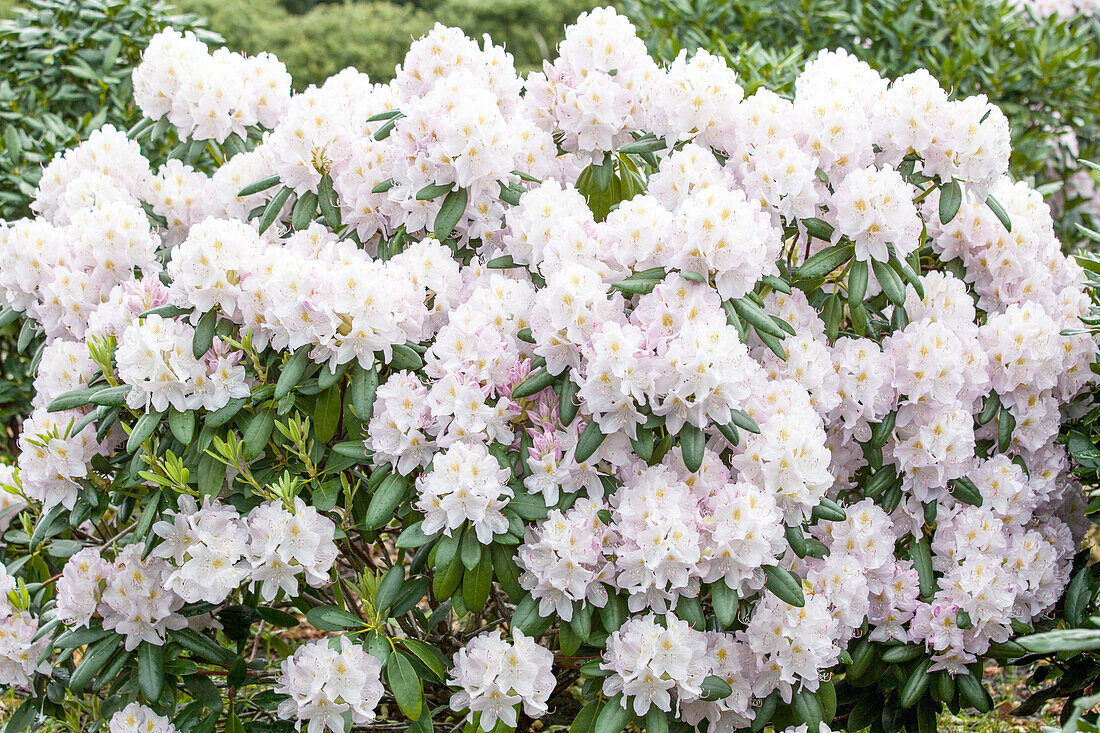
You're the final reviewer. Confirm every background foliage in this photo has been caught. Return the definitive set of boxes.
[624,0,1100,246]
[171,0,597,87]
[0,0,215,464]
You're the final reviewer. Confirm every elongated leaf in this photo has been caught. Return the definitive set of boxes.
[977,392,1000,425]
[512,594,553,637]
[872,258,906,307]
[1018,629,1100,654]
[492,543,524,600]
[848,260,868,304]
[460,530,482,570]
[802,218,836,242]
[910,537,935,598]
[256,607,299,628]
[350,364,379,422]
[47,386,97,413]
[899,659,932,708]
[291,190,318,230]
[305,605,363,631]
[376,564,405,614]
[434,188,467,241]
[798,243,851,281]
[138,642,164,701]
[732,297,786,339]
[680,423,704,473]
[313,386,341,444]
[882,645,924,663]
[318,174,340,228]
[701,675,733,701]
[645,708,670,733]
[729,408,760,434]
[69,634,122,692]
[462,553,493,612]
[574,421,606,464]
[620,136,666,154]
[396,521,435,548]
[238,174,280,197]
[785,524,807,558]
[792,690,823,728]
[276,346,311,399]
[986,194,1012,232]
[997,409,1016,452]
[939,180,962,224]
[956,668,991,713]
[243,409,275,459]
[206,397,247,427]
[513,367,556,398]
[763,565,804,607]
[811,497,846,522]
[126,410,163,454]
[386,651,423,720]
[169,409,195,444]
[949,477,983,507]
[362,473,409,529]
[258,186,292,234]
[396,637,448,683]
[594,695,632,733]
[55,626,110,650]
[89,385,131,407]
[390,343,424,370]
[433,542,464,600]
[174,628,235,666]
[192,310,216,359]
[416,182,452,200]
[559,379,580,427]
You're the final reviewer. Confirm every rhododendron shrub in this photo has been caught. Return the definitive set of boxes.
[0,10,1096,733]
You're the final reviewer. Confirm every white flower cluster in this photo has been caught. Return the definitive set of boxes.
[109,703,180,733]
[132,28,291,142]
[166,221,439,369]
[152,495,250,604]
[117,314,249,413]
[17,339,109,510]
[447,629,556,730]
[517,497,614,620]
[0,566,50,689]
[601,614,710,715]
[152,495,338,605]
[54,495,337,649]
[55,544,186,650]
[247,498,340,601]
[275,637,385,733]
[0,130,159,344]
[415,440,514,543]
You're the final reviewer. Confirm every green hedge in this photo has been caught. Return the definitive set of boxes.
[172,0,598,87]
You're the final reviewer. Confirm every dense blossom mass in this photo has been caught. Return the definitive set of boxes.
[0,7,1095,733]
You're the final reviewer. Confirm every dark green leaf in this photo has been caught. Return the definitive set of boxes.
[305,605,363,632]
[939,180,962,224]
[434,188,467,241]
[386,651,423,720]
[763,565,804,607]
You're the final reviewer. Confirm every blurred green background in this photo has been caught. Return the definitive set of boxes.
[0,0,597,87]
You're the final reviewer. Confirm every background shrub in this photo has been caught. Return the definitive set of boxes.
[0,0,215,220]
[172,0,599,87]
[0,0,214,459]
[624,0,1100,245]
